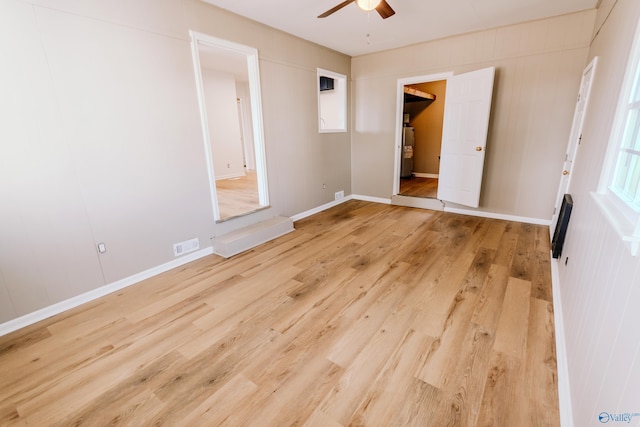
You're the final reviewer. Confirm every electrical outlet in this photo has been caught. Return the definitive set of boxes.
[335,190,344,201]
[97,243,106,254]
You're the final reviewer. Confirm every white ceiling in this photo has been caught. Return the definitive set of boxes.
[201,0,598,56]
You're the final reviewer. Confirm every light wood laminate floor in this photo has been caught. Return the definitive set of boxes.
[216,170,262,220]
[400,176,439,199]
[0,201,558,426]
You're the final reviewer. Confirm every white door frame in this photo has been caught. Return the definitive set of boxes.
[189,31,269,222]
[550,56,598,235]
[393,72,453,196]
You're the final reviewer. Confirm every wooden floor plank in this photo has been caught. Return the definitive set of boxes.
[416,290,479,389]
[391,378,462,427]
[525,297,560,408]
[55,351,185,426]
[493,228,519,268]
[471,263,511,334]
[0,201,558,426]
[346,328,435,426]
[442,322,496,426]
[531,249,554,302]
[323,262,413,368]
[175,373,258,426]
[216,171,262,220]
[229,355,343,427]
[493,277,532,360]
[479,219,508,250]
[477,350,529,426]
[399,177,438,198]
[409,244,476,337]
[510,223,537,280]
[318,305,418,425]
[15,312,206,425]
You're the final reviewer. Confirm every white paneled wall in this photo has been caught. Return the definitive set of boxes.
[557,0,640,425]
[558,198,640,425]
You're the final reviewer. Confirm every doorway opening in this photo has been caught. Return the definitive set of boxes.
[393,72,452,209]
[189,31,270,222]
[399,80,447,199]
[392,68,495,210]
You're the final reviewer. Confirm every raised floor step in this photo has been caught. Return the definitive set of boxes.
[212,216,294,258]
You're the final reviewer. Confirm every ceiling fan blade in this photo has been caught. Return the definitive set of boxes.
[376,0,396,19]
[318,0,356,18]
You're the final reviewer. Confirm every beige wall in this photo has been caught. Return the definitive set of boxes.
[352,10,596,220]
[404,81,447,175]
[556,0,640,424]
[0,0,350,323]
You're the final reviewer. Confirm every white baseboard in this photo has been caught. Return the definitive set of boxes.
[215,172,245,181]
[391,195,444,211]
[0,247,214,337]
[444,206,551,226]
[413,173,439,179]
[351,194,392,204]
[290,194,394,222]
[290,196,354,222]
[291,195,549,227]
[550,257,574,427]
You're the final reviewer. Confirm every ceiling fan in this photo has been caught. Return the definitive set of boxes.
[318,0,396,19]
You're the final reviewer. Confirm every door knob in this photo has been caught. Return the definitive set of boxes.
[563,170,569,175]
[476,146,483,152]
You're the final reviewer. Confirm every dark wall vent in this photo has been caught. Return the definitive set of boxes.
[552,194,573,259]
[320,76,334,91]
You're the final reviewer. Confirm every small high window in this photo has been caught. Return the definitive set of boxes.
[317,69,347,133]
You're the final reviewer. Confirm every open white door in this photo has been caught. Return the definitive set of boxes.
[550,57,597,234]
[437,67,495,208]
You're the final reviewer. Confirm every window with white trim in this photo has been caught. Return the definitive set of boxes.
[594,16,640,256]
[611,57,640,216]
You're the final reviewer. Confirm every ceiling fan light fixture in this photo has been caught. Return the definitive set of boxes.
[356,0,382,12]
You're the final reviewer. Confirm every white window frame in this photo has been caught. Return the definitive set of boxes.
[593,16,640,256]
[317,68,347,133]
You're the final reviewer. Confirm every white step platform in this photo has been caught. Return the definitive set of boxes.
[211,216,294,258]
[391,195,444,211]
